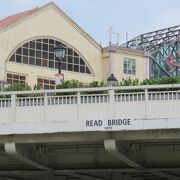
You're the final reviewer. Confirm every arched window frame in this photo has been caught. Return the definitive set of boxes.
[7,36,94,75]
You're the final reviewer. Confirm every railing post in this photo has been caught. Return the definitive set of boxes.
[44,93,48,121]
[108,89,115,118]
[144,88,148,119]
[11,94,16,122]
[77,91,81,121]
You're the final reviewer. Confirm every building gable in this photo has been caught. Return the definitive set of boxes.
[0,2,102,51]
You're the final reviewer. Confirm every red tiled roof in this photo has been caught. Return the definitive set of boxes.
[0,8,39,28]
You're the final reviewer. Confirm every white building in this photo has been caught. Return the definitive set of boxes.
[0,2,148,89]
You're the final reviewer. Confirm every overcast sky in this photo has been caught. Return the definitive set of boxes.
[1,0,180,46]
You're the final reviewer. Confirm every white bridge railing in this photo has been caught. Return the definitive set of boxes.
[0,84,180,135]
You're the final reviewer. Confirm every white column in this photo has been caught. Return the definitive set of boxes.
[11,94,16,122]
[77,91,81,121]
[144,88,148,119]
[144,52,151,79]
[44,92,48,122]
[108,89,115,119]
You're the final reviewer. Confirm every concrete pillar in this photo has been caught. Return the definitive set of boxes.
[11,94,16,122]
[108,89,115,118]
[44,92,48,122]
[77,91,81,121]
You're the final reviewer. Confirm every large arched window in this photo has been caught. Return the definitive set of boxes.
[9,38,92,74]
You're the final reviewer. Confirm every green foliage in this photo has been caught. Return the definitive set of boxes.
[132,78,139,86]
[56,80,84,95]
[56,80,84,89]
[119,78,139,86]
[89,80,106,87]
[140,77,180,85]
[0,76,180,95]
[122,78,132,86]
[0,84,32,98]
[33,84,41,90]
[83,80,107,94]
[89,81,99,87]
[100,80,106,87]
[5,83,31,92]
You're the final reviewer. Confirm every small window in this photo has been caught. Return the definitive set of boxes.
[123,58,136,75]
[7,73,26,85]
[37,78,55,90]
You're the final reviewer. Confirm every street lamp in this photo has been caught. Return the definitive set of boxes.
[107,74,117,87]
[54,44,66,74]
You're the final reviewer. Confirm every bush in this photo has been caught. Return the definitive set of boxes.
[119,78,139,86]
[89,81,99,87]
[33,84,41,90]
[140,77,180,85]
[5,83,31,92]
[56,80,84,89]
[56,80,84,95]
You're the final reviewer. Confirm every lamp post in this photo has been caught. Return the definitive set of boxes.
[54,44,66,74]
[107,74,117,87]
[54,44,66,84]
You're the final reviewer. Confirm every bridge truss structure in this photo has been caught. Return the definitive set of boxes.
[122,25,180,78]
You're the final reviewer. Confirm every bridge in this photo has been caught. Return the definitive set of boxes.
[122,25,180,78]
[0,84,180,180]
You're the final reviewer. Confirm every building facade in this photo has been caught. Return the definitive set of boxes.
[0,2,148,89]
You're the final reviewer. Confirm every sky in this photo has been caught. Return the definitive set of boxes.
[0,0,180,46]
